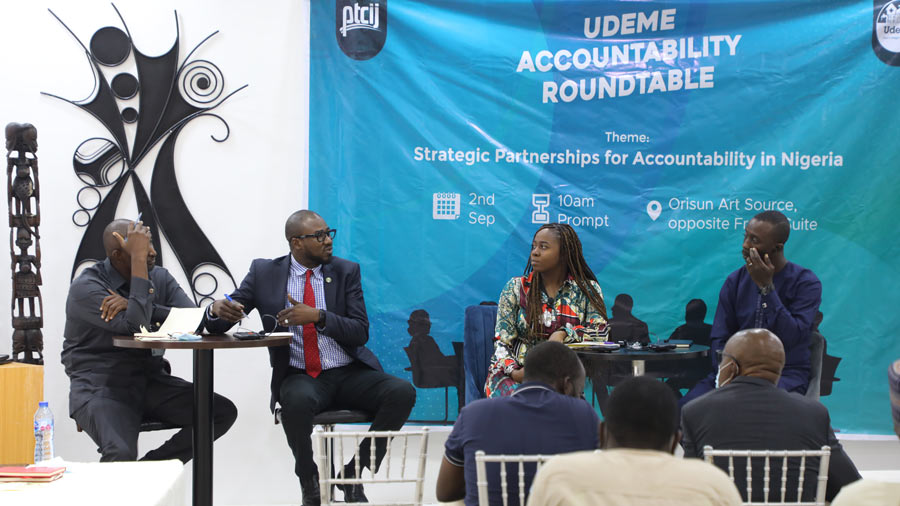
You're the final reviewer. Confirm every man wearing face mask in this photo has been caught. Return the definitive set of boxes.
[681,329,860,503]
[681,210,821,406]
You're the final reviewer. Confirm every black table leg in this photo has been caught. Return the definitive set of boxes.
[193,349,214,506]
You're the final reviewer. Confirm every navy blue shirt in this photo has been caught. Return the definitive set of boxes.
[444,382,599,506]
[710,261,821,390]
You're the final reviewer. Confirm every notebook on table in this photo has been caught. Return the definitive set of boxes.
[0,466,66,482]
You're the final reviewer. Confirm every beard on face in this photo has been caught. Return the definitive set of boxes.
[312,249,333,265]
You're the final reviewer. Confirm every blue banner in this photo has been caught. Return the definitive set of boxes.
[311,0,900,433]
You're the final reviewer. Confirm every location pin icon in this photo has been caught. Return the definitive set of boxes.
[646,200,662,221]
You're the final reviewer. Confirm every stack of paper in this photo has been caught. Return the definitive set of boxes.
[135,307,206,340]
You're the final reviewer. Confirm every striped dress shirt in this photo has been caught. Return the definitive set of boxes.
[286,256,353,371]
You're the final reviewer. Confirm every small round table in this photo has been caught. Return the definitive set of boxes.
[574,344,709,376]
[113,334,290,506]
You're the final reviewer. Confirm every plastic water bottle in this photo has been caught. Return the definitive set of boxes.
[33,401,54,463]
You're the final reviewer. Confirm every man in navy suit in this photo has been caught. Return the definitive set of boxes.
[681,328,859,502]
[208,210,416,505]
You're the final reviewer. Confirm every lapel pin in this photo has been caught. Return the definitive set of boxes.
[325,277,332,283]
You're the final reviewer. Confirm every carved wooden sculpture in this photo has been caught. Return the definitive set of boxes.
[6,122,43,364]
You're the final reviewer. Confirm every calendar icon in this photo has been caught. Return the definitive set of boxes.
[432,193,461,220]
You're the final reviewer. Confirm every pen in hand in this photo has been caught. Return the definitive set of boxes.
[223,293,247,319]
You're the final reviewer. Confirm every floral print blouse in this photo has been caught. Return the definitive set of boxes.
[488,273,609,379]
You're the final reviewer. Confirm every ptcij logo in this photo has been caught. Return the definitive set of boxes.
[873,0,900,66]
[336,0,387,60]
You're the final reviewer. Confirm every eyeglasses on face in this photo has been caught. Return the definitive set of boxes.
[292,228,337,243]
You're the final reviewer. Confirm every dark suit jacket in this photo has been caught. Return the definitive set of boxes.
[206,254,382,410]
[681,376,860,502]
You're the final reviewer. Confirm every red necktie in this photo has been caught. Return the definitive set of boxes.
[302,271,322,377]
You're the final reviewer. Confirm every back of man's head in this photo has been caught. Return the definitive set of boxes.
[720,328,785,386]
[602,376,679,452]
[523,341,585,397]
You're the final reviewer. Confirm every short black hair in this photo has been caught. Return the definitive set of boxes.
[102,219,133,257]
[284,210,321,240]
[753,210,790,244]
[605,376,678,450]
[523,341,582,385]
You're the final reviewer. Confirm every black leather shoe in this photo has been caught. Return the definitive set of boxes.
[336,481,368,503]
[301,474,321,506]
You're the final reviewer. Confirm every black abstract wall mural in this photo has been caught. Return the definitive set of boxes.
[44,5,247,305]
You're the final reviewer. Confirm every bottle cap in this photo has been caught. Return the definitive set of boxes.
[39,401,48,407]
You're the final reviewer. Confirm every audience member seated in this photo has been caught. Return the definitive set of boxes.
[528,376,741,506]
[437,341,599,506]
[485,223,608,398]
[681,210,821,406]
[62,219,237,462]
[681,328,861,502]
[830,358,900,505]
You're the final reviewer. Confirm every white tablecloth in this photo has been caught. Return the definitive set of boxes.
[0,459,186,506]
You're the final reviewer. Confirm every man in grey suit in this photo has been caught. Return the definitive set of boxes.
[63,219,237,462]
[681,328,860,502]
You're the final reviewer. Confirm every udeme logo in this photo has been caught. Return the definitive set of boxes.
[877,1,900,50]
[336,0,387,61]
[873,0,900,66]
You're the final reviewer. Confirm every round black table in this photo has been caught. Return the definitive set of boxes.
[113,334,290,506]
[573,344,709,376]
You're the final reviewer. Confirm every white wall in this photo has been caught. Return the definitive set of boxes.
[1,1,313,503]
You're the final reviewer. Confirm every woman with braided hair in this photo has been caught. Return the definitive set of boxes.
[485,223,609,398]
